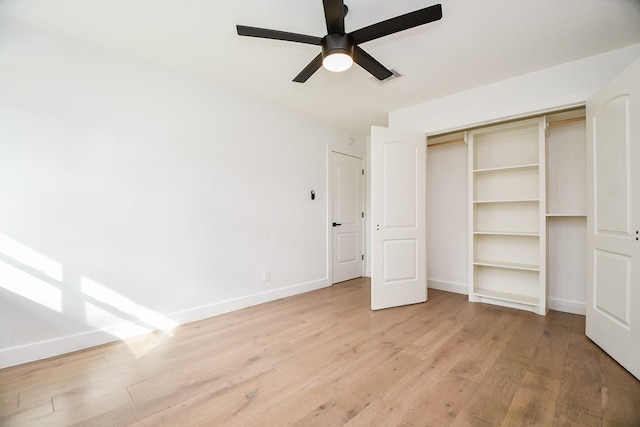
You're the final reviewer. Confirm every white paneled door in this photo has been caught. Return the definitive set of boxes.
[371,126,426,310]
[586,57,640,380]
[331,151,364,283]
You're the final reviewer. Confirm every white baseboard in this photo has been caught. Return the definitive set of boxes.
[0,329,123,370]
[0,278,330,369]
[170,278,329,324]
[427,280,586,316]
[549,297,586,315]
[427,279,468,295]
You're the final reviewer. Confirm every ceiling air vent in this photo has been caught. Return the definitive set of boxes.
[369,68,404,85]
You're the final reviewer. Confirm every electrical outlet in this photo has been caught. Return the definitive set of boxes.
[263,270,271,282]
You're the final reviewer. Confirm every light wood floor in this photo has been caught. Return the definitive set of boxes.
[2,277,640,426]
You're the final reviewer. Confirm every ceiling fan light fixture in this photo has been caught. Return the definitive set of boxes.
[323,52,353,72]
[321,33,354,73]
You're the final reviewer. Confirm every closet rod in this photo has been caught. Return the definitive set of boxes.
[548,116,585,127]
[428,137,466,148]
[428,115,585,147]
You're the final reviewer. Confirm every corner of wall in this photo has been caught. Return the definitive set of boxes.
[427,279,468,295]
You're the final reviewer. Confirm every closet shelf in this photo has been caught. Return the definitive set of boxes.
[472,288,540,307]
[546,213,587,218]
[473,231,540,237]
[473,163,539,174]
[474,199,539,204]
[474,260,540,271]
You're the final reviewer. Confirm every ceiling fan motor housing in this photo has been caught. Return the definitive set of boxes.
[321,33,354,59]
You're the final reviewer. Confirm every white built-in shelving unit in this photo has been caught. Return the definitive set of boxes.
[468,118,547,314]
[466,109,587,315]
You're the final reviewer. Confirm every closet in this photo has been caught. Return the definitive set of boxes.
[426,108,586,315]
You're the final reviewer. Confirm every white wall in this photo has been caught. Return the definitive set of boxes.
[0,16,362,368]
[389,44,640,311]
[425,142,468,294]
[390,44,640,135]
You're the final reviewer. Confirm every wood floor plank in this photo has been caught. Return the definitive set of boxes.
[1,354,111,396]
[457,305,504,340]
[0,398,53,427]
[0,395,52,420]
[272,328,373,383]
[127,368,288,426]
[399,372,478,426]
[15,358,127,409]
[292,389,368,426]
[217,378,339,426]
[527,312,573,380]
[320,338,407,391]
[459,357,527,425]
[0,392,18,411]
[501,371,561,426]
[552,406,602,427]
[402,315,467,361]
[345,332,478,425]
[41,388,132,426]
[450,412,495,427]
[449,310,524,382]
[553,331,603,422]
[599,349,640,427]
[341,350,423,402]
[501,313,546,364]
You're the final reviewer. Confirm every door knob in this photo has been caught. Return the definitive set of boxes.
[332,222,342,227]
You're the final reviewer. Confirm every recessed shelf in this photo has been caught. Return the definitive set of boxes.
[546,213,587,217]
[474,199,540,204]
[474,259,540,271]
[474,231,540,237]
[473,163,539,174]
[473,288,540,307]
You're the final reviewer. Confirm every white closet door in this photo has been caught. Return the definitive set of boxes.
[370,126,426,310]
[586,57,640,380]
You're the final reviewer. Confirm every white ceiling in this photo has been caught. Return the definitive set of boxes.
[1,0,639,137]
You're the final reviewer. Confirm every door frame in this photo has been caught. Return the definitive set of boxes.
[327,145,366,285]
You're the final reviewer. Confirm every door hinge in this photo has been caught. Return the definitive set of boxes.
[362,169,365,175]
[362,254,364,261]
[361,212,364,218]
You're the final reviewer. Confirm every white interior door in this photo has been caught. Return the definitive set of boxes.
[331,151,364,283]
[370,126,426,310]
[586,57,640,380]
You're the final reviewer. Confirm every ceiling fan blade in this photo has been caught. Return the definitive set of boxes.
[353,46,393,81]
[237,25,322,45]
[293,53,323,83]
[323,0,346,34]
[350,4,442,44]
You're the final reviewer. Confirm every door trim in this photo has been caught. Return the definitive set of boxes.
[327,145,366,285]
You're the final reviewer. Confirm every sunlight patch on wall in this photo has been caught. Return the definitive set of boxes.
[83,301,164,358]
[0,260,62,312]
[84,301,152,338]
[0,234,62,281]
[81,277,179,358]
[81,277,178,332]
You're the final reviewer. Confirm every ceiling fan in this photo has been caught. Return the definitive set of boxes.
[236,1,442,83]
